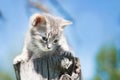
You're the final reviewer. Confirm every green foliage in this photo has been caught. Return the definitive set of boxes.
[0,71,13,80]
[93,45,120,80]
[93,74,101,80]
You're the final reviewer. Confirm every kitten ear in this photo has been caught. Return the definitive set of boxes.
[30,13,46,27]
[61,19,72,29]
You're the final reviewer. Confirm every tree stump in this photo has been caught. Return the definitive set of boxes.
[13,54,81,80]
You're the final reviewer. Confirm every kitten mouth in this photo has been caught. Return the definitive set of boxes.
[42,48,53,52]
[45,49,51,51]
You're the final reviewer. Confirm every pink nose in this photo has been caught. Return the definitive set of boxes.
[47,46,51,49]
[47,44,51,49]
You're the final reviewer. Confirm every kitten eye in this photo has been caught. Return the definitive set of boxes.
[54,39,58,43]
[42,37,47,41]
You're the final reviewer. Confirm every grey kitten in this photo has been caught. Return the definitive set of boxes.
[13,13,73,64]
[13,13,81,79]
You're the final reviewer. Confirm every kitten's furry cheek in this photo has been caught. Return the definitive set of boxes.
[30,13,46,27]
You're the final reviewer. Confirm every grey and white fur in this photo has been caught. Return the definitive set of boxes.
[13,13,81,80]
[13,13,73,67]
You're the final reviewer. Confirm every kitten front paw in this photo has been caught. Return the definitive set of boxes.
[13,55,29,64]
[60,51,74,69]
[61,51,73,58]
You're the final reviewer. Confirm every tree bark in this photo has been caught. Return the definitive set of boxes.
[13,54,81,80]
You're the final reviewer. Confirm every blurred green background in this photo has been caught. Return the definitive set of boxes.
[0,0,120,80]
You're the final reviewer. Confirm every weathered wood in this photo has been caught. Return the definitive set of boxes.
[13,54,81,80]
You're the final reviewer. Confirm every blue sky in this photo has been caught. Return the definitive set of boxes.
[0,0,120,80]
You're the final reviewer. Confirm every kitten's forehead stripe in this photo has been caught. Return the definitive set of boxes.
[47,30,59,39]
[44,13,60,28]
[43,14,61,39]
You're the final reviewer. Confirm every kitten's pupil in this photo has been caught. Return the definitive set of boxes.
[42,37,47,41]
[54,39,58,43]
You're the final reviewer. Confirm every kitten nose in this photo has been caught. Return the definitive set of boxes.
[47,44,51,49]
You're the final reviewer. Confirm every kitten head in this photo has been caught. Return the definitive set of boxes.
[29,13,72,52]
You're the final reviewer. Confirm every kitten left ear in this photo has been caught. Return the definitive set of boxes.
[61,19,72,29]
[30,13,46,27]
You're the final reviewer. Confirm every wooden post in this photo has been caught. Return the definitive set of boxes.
[13,54,81,80]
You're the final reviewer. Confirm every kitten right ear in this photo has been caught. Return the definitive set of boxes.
[30,13,46,27]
